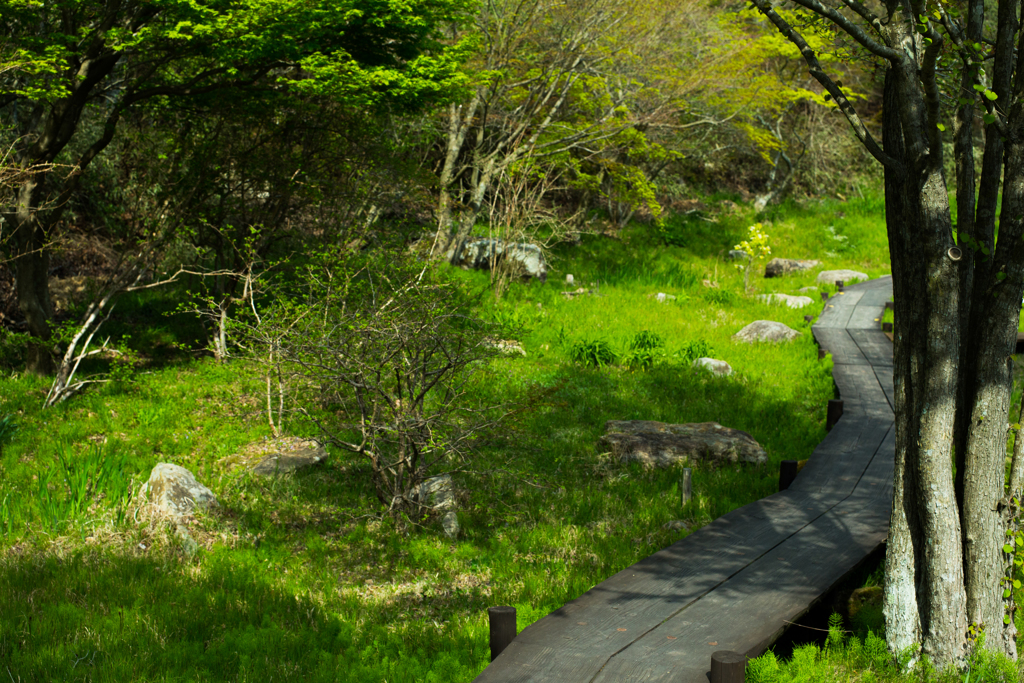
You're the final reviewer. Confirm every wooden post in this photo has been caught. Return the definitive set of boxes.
[489,606,517,661]
[826,399,844,430]
[779,460,798,491]
[885,300,894,310]
[681,468,692,507]
[711,650,746,683]
[803,315,813,323]
[820,291,829,301]
[836,279,845,291]
[882,322,893,333]
[818,348,827,360]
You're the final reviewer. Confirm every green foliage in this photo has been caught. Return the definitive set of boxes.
[568,338,618,367]
[0,413,18,457]
[677,338,716,364]
[0,329,31,370]
[735,222,772,292]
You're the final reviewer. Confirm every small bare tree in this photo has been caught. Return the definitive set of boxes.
[232,252,505,531]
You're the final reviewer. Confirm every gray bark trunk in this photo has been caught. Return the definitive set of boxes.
[882,65,968,667]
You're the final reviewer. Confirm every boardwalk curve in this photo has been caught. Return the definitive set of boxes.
[475,276,895,683]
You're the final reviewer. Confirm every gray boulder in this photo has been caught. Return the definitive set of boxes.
[409,474,460,539]
[796,286,818,293]
[693,357,733,376]
[765,258,821,278]
[142,463,219,519]
[600,420,766,467]
[451,238,547,282]
[727,249,749,261]
[141,463,219,556]
[817,269,868,285]
[758,293,814,309]
[734,320,800,343]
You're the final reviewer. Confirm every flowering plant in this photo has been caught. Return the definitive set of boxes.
[735,223,771,292]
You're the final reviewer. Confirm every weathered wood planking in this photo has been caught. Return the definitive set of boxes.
[474,276,895,683]
[848,329,893,367]
[813,328,869,365]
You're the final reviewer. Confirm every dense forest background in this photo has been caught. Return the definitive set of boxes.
[0,0,886,373]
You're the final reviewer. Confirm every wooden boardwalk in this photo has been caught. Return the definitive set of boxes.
[475,276,895,683]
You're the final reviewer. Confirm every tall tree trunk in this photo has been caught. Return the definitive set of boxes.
[882,66,969,667]
[11,177,55,375]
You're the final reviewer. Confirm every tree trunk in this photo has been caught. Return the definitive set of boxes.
[881,66,968,668]
[11,178,55,375]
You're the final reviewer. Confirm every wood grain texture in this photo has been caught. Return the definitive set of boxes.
[813,328,868,365]
[474,277,896,683]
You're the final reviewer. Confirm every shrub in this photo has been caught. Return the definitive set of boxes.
[678,338,715,364]
[623,330,664,370]
[568,339,617,367]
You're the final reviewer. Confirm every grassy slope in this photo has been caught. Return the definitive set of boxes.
[0,191,917,682]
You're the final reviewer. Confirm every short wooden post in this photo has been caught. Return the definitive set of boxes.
[818,348,827,360]
[489,606,517,661]
[803,315,813,323]
[779,460,798,491]
[826,399,844,430]
[882,322,893,333]
[820,291,829,301]
[711,650,746,683]
[836,279,845,291]
[885,301,894,311]
[681,468,692,507]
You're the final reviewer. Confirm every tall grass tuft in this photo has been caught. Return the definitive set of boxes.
[568,338,617,367]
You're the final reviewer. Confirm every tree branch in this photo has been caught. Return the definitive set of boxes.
[749,0,900,170]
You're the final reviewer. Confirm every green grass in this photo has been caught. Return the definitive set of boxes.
[2,187,1000,683]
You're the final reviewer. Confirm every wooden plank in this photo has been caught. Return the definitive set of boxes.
[856,289,893,307]
[830,290,865,307]
[848,328,893,366]
[815,303,855,328]
[832,364,891,417]
[476,492,834,683]
[813,327,868,365]
[788,419,893,498]
[846,304,883,330]
[872,365,895,412]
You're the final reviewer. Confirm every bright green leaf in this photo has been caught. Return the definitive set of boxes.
[937,123,946,131]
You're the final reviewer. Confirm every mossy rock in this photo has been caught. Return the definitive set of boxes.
[218,436,327,476]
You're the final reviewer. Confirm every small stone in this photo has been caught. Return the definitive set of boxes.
[566,274,574,285]
[662,520,691,531]
[758,293,814,309]
[816,269,868,285]
[727,250,749,261]
[733,320,800,343]
[796,286,818,293]
[693,357,732,376]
